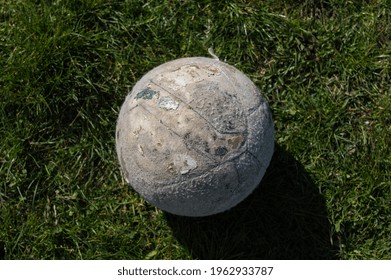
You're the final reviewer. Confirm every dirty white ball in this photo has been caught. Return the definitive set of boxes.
[116,57,274,217]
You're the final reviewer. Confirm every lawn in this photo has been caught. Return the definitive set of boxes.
[0,0,390,259]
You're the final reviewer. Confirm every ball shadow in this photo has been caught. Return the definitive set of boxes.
[165,143,339,259]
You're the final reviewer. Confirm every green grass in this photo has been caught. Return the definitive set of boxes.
[0,0,390,259]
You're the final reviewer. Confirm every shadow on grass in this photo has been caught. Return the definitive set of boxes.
[165,143,339,259]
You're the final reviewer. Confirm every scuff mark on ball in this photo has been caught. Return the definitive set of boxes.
[214,146,228,157]
[157,96,179,111]
[135,89,159,100]
[174,154,198,175]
